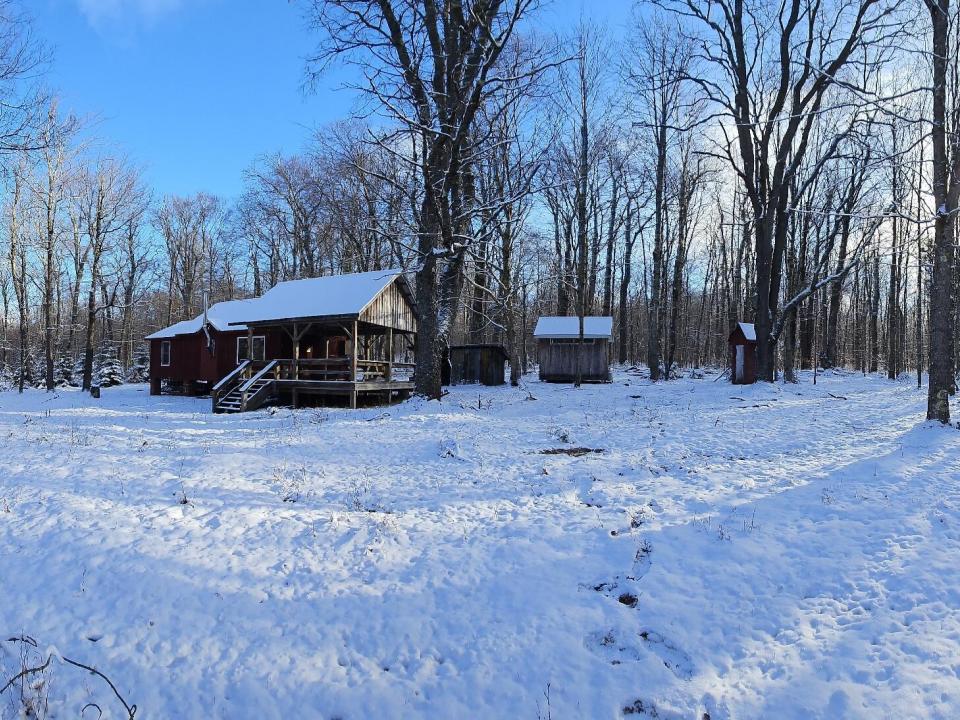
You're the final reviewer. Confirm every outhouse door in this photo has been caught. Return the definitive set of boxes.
[735,345,745,382]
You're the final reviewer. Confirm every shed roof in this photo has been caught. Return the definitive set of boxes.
[533,316,613,339]
[737,322,756,342]
[145,299,255,340]
[448,343,509,357]
[230,269,407,325]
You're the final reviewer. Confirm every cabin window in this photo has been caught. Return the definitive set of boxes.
[237,335,266,363]
[160,341,171,367]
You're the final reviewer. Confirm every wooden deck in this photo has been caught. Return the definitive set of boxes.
[211,358,415,413]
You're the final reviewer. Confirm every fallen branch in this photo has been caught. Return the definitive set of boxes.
[827,392,848,400]
[540,447,605,457]
[0,654,52,696]
[2,635,137,718]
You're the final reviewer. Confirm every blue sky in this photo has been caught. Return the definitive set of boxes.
[33,0,631,200]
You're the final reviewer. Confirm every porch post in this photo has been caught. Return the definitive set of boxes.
[293,323,300,381]
[386,327,393,381]
[350,320,359,409]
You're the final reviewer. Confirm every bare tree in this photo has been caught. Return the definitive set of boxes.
[29,102,77,389]
[155,193,225,325]
[78,159,143,390]
[627,18,692,380]
[305,0,549,399]
[6,156,27,391]
[659,0,903,380]
[924,0,959,423]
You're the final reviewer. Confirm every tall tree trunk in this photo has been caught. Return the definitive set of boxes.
[925,0,958,422]
[648,122,667,381]
[574,58,590,388]
[618,199,634,365]
[825,214,852,368]
[602,168,619,316]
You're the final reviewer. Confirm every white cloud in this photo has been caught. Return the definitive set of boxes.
[75,0,184,32]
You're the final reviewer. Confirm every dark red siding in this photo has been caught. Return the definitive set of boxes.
[149,328,285,390]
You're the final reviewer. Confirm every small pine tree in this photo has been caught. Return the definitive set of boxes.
[0,361,13,391]
[21,353,42,388]
[126,350,150,383]
[95,348,124,388]
[54,354,75,387]
[71,356,86,387]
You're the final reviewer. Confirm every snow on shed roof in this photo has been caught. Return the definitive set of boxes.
[738,322,756,341]
[145,299,256,340]
[533,316,613,339]
[229,269,406,325]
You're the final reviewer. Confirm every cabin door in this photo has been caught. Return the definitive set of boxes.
[735,345,745,382]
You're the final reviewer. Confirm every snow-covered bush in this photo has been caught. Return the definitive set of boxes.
[55,354,78,387]
[0,361,13,390]
[126,351,150,383]
[20,353,42,388]
[71,357,86,386]
[95,349,124,388]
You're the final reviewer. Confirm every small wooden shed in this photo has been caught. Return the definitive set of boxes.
[533,316,612,383]
[443,344,507,386]
[729,322,757,384]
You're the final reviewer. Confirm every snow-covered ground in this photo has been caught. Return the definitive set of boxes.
[1,370,958,719]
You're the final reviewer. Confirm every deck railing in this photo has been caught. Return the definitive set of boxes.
[249,358,416,383]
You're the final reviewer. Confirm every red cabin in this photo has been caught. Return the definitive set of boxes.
[146,269,418,411]
[729,322,757,384]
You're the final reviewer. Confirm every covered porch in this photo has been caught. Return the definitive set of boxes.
[212,319,416,413]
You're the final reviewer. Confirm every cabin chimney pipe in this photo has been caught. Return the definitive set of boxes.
[202,291,213,354]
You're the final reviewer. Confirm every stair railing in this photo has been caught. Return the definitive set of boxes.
[239,359,279,411]
[212,360,251,412]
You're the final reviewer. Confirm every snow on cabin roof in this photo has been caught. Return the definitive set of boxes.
[738,322,757,341]
[145,299,256,340]
[229,269,406,325]
[533,316,613,339]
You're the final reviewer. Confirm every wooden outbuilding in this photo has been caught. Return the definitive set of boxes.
[147,269,418,412]
[533,316,612,383]
[442,344,507,386]
[729,322,757,384]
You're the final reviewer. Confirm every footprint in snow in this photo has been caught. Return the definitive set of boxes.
[637,629,695,680]
[622,698,720,720]
[582,576,643,607]
[621,697,685,719]
[585,628,694,680]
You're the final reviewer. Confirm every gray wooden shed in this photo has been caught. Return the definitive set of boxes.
[533,316,613,383]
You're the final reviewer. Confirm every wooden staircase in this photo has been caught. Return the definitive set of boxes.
[212,360,278,413]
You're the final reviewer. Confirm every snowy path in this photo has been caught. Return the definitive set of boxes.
[0,371,957,718]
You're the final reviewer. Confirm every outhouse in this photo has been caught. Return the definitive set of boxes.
[729,322,757,384]
[442,344,508,386]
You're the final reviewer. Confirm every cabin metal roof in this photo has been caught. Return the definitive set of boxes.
[229,269,409,326]
[146,269,413,340]
[145,299,255,340]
